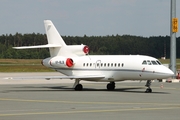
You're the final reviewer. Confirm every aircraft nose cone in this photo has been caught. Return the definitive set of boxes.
[167,69,174,76]
[170,70,174,75]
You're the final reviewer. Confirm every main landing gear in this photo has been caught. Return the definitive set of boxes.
[106,82,115,91]
[145,80,152,93]
[74,84,83,91]
[73,79,116,91]
[73,79,83,91]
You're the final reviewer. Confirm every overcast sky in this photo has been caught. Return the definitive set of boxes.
[0,0,180,37]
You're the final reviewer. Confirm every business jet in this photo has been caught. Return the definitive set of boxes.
[13,20,174,93]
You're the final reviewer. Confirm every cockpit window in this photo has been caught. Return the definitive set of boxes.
[142,60,161,65]
[142,60,147,65]
[147,60,152,65]
[156,60,161,65]
[151,60,158,65]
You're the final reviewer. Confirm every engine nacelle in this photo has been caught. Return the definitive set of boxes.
[42,56,74,68]
[66,45,89,56]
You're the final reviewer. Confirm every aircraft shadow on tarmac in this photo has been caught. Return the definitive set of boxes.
[3,85,170,94]
[49,86,170,94]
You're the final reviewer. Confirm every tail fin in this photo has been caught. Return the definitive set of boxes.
[44,20,66,57]
[13,20,89,57]
[44,20,66,47]
[13,20,67,57]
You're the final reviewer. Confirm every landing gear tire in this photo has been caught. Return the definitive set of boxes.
[74,84,83,91]
[145,88,152,93]
[107,82,115,91]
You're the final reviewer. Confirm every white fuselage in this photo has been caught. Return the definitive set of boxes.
[44,55,174,82]
[13,20,174,92]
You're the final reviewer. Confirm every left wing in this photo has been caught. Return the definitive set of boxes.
[4,75,105,80]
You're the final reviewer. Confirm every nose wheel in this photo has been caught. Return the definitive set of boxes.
[145,80,152,93]
[145,88,152,93]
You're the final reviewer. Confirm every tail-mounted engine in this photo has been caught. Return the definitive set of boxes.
[65,44,89,56]
[42,56,75,68]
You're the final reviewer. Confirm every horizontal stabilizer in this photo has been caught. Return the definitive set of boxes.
[13,44,61,49]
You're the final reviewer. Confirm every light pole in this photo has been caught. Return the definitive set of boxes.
[170,0,178,78]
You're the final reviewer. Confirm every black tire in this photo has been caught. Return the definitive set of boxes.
[74,84,83,91]
[107,83,115,91]
[145,88,152,93]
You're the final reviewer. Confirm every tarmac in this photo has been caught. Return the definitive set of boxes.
[0,72,180,120]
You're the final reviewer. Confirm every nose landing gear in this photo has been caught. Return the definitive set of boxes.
[145,80,152,93]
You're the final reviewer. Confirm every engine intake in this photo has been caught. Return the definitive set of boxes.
[83,45,89,54]
[66,58,73,67]
[42,56,74,68]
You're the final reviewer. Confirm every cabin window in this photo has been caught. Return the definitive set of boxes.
[90,63,92,66]
[111,63,113,67]
[104,63,106,67]
[118,63,120,67]
[101,63,103,67]
[83,63,85,66]
[122,63,124,67]
[97,63,99,67]
[108,63,110,67]
[115,63,117,67]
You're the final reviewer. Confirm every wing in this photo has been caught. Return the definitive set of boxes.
[5,75,105,80]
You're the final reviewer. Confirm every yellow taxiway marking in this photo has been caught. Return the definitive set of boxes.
[0,106,180,117]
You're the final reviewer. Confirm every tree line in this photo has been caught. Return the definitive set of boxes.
[0,33,180,59]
